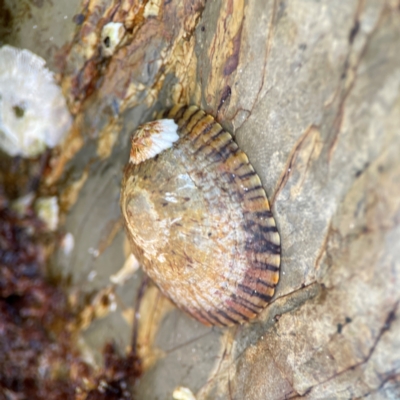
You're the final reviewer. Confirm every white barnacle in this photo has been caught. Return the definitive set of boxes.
[0,45,72,157]
[129,119,179,165]
[101,22,125,57]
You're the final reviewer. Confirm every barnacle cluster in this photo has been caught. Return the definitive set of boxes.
[0,45,71,158]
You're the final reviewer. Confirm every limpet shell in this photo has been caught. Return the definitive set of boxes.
[121,105,281,326]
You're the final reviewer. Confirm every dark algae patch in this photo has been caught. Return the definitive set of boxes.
[0,203,141,399]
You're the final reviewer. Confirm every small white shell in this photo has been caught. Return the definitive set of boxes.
[0,45,72,157]
[173,386,196,400]
[101,22,125,57]
[61,232,75,256]
[129,119,179,164]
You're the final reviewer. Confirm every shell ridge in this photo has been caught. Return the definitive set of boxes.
[176,107,204,133]
[180,274,232,326]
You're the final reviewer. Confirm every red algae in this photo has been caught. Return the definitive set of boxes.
[0,203,141,399]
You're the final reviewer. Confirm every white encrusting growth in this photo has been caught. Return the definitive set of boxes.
[129,119,179,164]
[0,45,72,157]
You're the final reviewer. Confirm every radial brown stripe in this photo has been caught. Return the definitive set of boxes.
[182,109,206,133]
[226,305,251,321]
[226,298,257,319]
[170,105,201,131]
[201,127,225,147]
[237,283,273,303]
[252,262,279,272]
[243,198,271,214]
[217,141,238,159]
[187,115,215,141]
[194,310,215,326]
[197,131,233,156]
[247,195,267,202]
[242,271,276,290]
[244,187,265,198]
[193,128,226,155]
[234,163,254,177]
[224,155,249,172]
[206,310,229,326]
[191,120,217,146]
[246,185,263,192]
[259,225,279,233]
[164,104,185,120]
[216,309,241,325]
[233,162,250,172]
[238,171,257,180]
[242,273,277,291]
[229,294,263,311]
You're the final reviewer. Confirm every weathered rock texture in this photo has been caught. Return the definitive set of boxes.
[4,0,400,398]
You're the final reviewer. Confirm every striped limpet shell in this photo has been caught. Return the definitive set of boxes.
[120,105,281,326]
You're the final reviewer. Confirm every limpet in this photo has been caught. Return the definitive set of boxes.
[120,105,281,326]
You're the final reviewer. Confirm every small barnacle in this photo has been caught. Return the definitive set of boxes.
[100,22,125,57]
[121,105,281,327]
[129,119,179,164]
[0,45,72,158]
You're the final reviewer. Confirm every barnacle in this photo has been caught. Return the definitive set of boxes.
[129,119,179,164]
[0,45,71,158]
[101,22,125,57]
